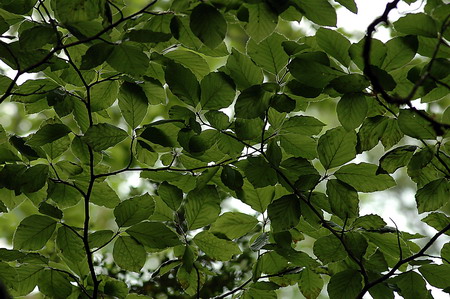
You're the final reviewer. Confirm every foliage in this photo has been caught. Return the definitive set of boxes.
[0,0,449,298]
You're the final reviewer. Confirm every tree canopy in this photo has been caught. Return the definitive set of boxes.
[0,0,449,298]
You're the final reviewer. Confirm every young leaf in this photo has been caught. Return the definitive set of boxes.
[247,33,289,76]
[82,123,128,151]
[13,215,57,250]
[336,93,368,130]
[114,193,155,227]
[185,186,220,230]
[394,13,438,38]
[334,163,396,192]
[317,127,357,169]
[37,269,72,299]
[113,236,146,273]
[158,182,183,211]
[200,72,236,110]
[415,178,450,213]
[90,182,121,208]
[126,222,181,249]
[56,226,85,262]
[326,179,359,220]
[193,231,241,261]
[299,268,324,299]
[210,212,258,239]
[118,82,148,129]
[313,235,347,263]
[379,145,417,173]
[398,109,437,140]
[26,123,71,147]
[244,3,277,43]
[267,195,301,232]
[316,28,351,66]
[297,0,337,27]
[390,271,428,299]
[106,44,149,75]
[328,270,362,299]
[165,61,200,107]
[419,264,450,289]
[226,48,263,90]
[190,4,227,48]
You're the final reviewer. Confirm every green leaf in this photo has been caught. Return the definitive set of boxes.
[190,4,227,48]
[107,44,149,75]
[313,234,347,263]
[317,126,357,169]
[352,214,387,230]
[255,251,287,276]
[247,33,289,76]
[14,264,44,296]
[280,133,317,159]
[193,231,241,261]
[334,163,396,192]
[336,0,357,13]
[394,13,438,38]
[158,182,183,211]
[281,115,325,135]
[26,123,71,147]
[299,268,324,299]
[126,221,181,249]
[336,93,368,130]
[13,215,57,250]
[235,85,272,119]
[328,270,362,299]
[210,212,258,239]
[243,157,278,188]
[80,43,114,70]
[89,230,114,249]
[422,213,450,235]
[165,61,200,107]
[331,74,370,94]
[226,48,263,90]
[297,0,337,26]
[164,48,211,80]
[398,109,437,140]
[56,226,85,262]
[204,111,230,130]
[200,72,236,110]
[114,193,155,227]
[118,82,148,129]
[316,28,351,66]
[113,236,146,273]
[20,164,49,193]
[416,179,450,213]
[379,145,417,173]
[441,242,450,264]
[220,165,244,191]
[419,264,450,289]
[326,179,359,219]
[185,186,220,230]
[90,182,121,208]
[267,195,301,232]
[37,269,72,299]
[38,202,63,219]
[382,36,418,71]
[391,271,428,299]
[240,182,275,213]
[82,123,128,151]
[244,3,277,43]
[289,54,341,89]
[87,80,118,112]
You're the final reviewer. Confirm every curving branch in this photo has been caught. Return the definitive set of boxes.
[363,0,450,135]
